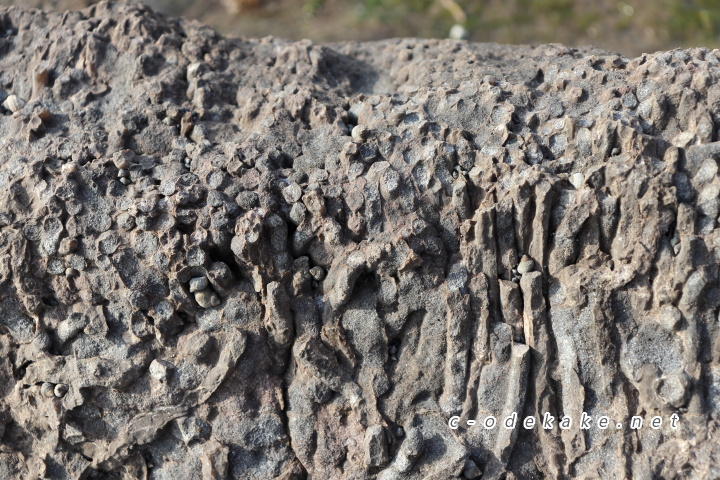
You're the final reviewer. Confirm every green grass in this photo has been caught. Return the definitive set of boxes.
[667,0,720,43]
[12,0,720,55]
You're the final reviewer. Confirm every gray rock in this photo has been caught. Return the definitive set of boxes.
[282,183,303,204]
[462,460,482,479]
[207,262,234,289]
[175,416,211,444]
[289,202,307,225]
[32,332,51,351]
[569,172,585,189]
[394,427,423,473]
[189,276,209,293]
[660,304,683,331]
[57,312,89,343]
[364,425,389,468]
[149,359,174,382]
[655,373,690,409]
[179,331,214,360]
[309,266,325,281]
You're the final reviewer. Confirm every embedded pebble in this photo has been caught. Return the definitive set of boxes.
[61,162,78,175]
[570,172,585,189]
[282,183,303,203]
[310,266,325,281]
[351,125,370,142]
[195,289,221,308]
[179,331,213,360]
[462,460,482,479]
[32,332,51,351]
[364,425,389,467]
[65,267,79,278]
[113,151,132,169]
[149,359,174,382]
[516,255,534,274]
[660,304,683,331]
[189,276,209,292]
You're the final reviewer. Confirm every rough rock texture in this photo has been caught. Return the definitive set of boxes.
[0,2,719,479]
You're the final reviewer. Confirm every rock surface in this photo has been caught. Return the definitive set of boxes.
[0,2,719,479]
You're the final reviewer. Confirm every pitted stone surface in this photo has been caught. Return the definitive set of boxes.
[0,2,719,479]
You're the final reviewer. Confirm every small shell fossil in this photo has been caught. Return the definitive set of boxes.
[54,384,68,398]
[40,382,55,397]
[3,94,25,113]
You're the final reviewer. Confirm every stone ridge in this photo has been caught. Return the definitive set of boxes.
[0,2,718,479]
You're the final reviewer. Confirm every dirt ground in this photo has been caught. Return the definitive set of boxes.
[6,0,720,56]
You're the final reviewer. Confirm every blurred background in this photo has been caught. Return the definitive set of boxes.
[6,0,720,56]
